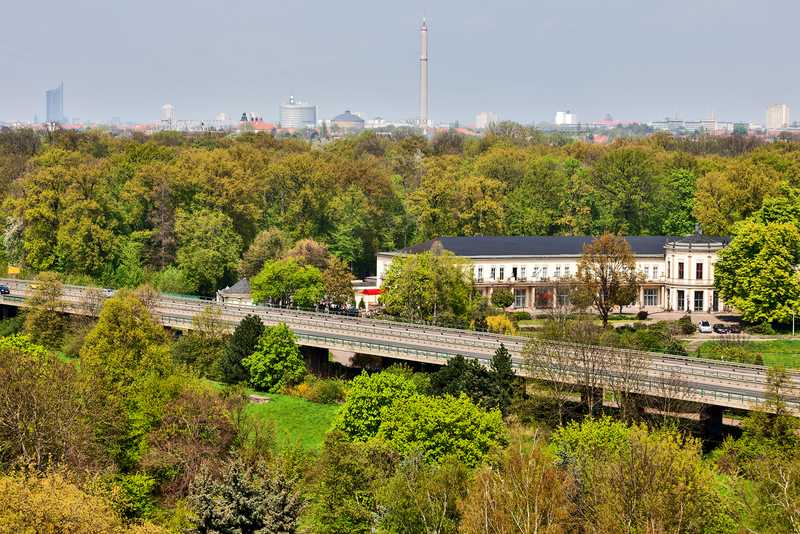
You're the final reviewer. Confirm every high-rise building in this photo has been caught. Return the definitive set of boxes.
[419,19,429,129]
[475,112,498,130]
[555,110,576,126]
[45,82,64,123]
[766,104,790,130]
[161,104,175,129]
[279,96,316,129]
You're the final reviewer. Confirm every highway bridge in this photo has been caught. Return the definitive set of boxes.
[2,278,798,416]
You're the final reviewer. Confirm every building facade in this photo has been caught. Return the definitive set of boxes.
[280,96,317,129]
[766,104,790,130]
[376,235,730,314]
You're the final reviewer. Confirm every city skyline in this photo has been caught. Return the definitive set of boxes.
[2,0,799,124]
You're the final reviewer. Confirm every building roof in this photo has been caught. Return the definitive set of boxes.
[386,235,727,258]
[220,278,251,295]
[333,110,364,123]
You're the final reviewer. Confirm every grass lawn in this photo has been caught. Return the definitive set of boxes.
[245,393,340,451]
[697,339,800,368]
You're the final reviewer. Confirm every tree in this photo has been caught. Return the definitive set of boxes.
[377,455,469,534]
[715,219,800,324]
[220,314,264,384]
[487,344,516,416]
[172,305,229,378]
[429,355,491,405]
[460,431,575,534]
[242,323,306,393]
[332,370,418,441]
[175,208,242,294]
[573,234,642,326]
[238,227,288,279]
[23,270,67,348]
[251,258,324,308]
[189,458,303,534]
[380,250,476,325]
[490,287,514,309]
[322,256,354,307]
[285,238,330,270]
[377,393,507,467]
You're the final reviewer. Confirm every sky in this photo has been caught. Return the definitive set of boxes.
[0,0,797,125]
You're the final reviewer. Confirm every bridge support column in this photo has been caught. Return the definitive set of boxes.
[699,404,724,442]
[580,387,603,415]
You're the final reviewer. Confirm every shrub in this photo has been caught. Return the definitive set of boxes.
[486,314,517,335]
[242,323,306,393]
[287,376,348,404]
[676,315,696,335]
[744,321,775,335]
[636,310,648,320]
[511,311,532,321]
[0,315,24,337]
[490,288,514,309]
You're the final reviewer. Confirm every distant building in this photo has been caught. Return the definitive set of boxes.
[766,104,790,130]
[332,110,365,132]
[554,110,576,126]
[280,96,316,129]
[45,82,64,123]
[475,111,498,130]
[160,104,175,129]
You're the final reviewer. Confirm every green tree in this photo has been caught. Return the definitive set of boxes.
[322,256,354,307]
[114,237,146,288]
[378,393,507,466]
[175,208,242,294]
[333,370,418,441]
[490,287,514,309]
[242,323,306,393]
[238,227,288,279]
[573,234,643,326]
[487,344,516,417]
[251,258,324,308]
[429,355,491,405]
[220,314,264,384]
[23,271,67,348]
[172,305,229,378]
[380,250,476,325]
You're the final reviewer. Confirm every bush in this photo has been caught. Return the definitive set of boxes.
[287,376,348,404]
[636,310,648,321]
[511,311,532,321]
[0,315,24,337]
[744,322,775,335]
[242,323,306,393]
[676,315,696,335]
[486,314,516,335]
[490,288,514,309]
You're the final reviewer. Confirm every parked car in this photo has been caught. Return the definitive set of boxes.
[698,320,713,333]
[0,285,10,295]
[728,324,742,334]
[102,288,114,297]
[712,323,729,334]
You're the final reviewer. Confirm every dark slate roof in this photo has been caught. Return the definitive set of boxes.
[220,278,251,294]
[666,235,730,246]
[333,110,364,123]
[392,236,713,257]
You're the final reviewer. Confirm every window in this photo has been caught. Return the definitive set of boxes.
[490,267,496,280]
[694,290,704,312]
[499,267,505,281]
[520,266,526,280]
[644,288,657,306]
[677,290,685,311]
[557,291,570,307]
[555,266,561,278]
[667,262,671,278]
[644,266,650,279]
[476,267,483,282]
[514,288,526,308]
[564,265,571,277]
[542,266,548,279]
[678,262,685,279]
[511,267,518,280]
[696,263,703,280]
[532,266,540,279]
[653,266,658,279]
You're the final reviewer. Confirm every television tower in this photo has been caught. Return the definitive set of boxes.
[419,18,429,130]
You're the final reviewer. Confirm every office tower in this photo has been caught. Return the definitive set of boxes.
[45,82,64,123]
[555,110,577,125]
[279,96,316,129]
[475,111,498,130]
[419,19,429,129]
[766,104,790,130]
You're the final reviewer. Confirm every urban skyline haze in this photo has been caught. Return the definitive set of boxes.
[1,0,797,124]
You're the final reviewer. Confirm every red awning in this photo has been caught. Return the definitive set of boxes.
[361,288,382,295]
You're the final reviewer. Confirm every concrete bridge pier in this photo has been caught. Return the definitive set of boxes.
[699,404,724,441]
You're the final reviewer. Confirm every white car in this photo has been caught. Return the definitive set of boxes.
[698,320,713,333]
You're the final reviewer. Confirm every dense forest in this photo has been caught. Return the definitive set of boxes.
[1,126,798,295]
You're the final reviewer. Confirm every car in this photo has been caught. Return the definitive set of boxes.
[102,288,115,297]
[0,285,9,295]
[728,324,742,334]
[698,320,713,333]
[712,323,729,334]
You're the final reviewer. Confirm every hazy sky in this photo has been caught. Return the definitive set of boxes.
[1,0,797,124]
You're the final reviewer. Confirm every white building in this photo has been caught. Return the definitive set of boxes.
[160,104,175,129]
[555,110,576,126]
[280,96,317,129]
[376,235,730,313]
[766,104,790,130]
[475,111,498,130]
